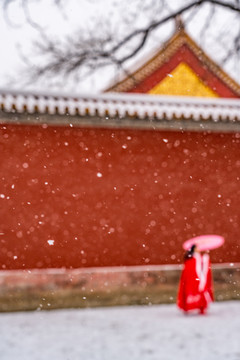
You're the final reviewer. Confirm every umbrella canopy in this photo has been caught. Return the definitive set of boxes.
[183,235,224,251]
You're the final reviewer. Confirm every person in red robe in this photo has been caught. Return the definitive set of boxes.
[177,244,214,314]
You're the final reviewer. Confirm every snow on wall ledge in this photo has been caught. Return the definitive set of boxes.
[0,89,240,123]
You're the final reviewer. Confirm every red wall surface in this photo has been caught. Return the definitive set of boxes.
[0,123,239,269]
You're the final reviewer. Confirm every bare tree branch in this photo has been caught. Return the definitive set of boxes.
[21,0,43,31]
[200,3,216,44]
[2,0,240,85]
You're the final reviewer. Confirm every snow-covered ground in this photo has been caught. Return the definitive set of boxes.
[0,301,239,360]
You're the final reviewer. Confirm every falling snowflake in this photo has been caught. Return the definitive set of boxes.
[47,240,55,246]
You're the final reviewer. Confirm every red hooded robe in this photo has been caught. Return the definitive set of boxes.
[177,253,214,313]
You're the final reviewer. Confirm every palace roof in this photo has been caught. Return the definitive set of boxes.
[1,27,240,132]
[106,28,240,98]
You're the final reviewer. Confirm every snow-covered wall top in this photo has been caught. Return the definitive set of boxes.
[0,89,240,123]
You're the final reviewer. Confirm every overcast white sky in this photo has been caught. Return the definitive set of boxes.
[0,0,239,95]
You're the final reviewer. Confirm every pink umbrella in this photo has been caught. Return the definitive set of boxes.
[183,235,224,251]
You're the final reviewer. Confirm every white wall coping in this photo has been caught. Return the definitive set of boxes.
[0,88,240,122]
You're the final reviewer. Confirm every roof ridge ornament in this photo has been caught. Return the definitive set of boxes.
[175,15,185,32]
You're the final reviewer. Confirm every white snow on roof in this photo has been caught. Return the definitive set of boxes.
[0,89,240,122]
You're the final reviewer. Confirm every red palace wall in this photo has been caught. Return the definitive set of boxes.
[0,123,239,270]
